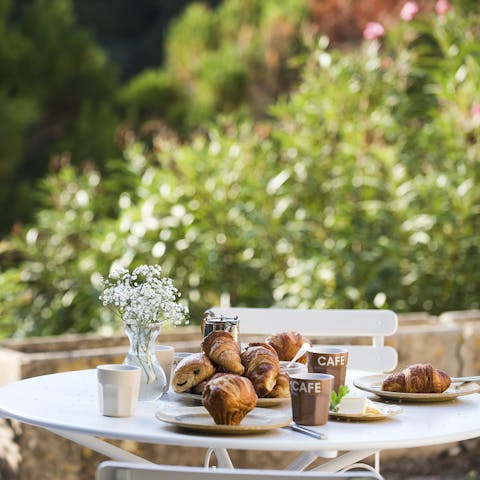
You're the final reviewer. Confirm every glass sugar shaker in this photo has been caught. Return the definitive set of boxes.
[202,310,240,344]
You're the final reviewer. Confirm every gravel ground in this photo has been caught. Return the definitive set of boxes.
[380,441,480,480]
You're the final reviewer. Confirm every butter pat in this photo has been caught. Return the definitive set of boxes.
[337,395,382,415]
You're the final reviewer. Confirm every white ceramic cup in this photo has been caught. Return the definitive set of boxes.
[280,360,308,376]
[97,364,141,417]
[155,345,175,389]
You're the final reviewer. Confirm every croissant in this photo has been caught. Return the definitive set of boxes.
[241,342,280,397]
[267,370,290,398]
[266,331,311,364]
[382,363,451,393]
[202,330,244,375]
[172,352,216,393]
[202,373,257,425]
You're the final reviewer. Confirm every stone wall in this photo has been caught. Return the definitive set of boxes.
[0,311,479,479]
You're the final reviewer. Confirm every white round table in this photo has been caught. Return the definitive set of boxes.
[0,369,479,471]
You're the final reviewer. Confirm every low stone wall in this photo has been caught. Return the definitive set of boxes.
[0,311,479,479]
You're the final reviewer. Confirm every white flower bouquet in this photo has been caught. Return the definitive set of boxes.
[100,264,189,399]
[100,264,189,329]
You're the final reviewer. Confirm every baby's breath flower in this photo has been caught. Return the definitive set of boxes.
[100,264,189,329]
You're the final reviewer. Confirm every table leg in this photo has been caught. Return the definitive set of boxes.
[310,449,378,472]
[285,450,338,471]
[49,428,152,463]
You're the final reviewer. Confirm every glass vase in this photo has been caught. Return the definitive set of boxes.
[123,322,167,401]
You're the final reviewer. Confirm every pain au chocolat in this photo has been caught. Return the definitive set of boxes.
[172,352,215,393]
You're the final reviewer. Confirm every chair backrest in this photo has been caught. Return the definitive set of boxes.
[209,308,398,372]
[97,462,384,480]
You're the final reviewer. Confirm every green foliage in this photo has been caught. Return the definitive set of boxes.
[265,4,480,314]
[0,165,126,337]
[119,69,190,132]
[0,0,119,232]
[121,0,309,133]
[71,0,222,80]
[1,2,480,338]
[0,0,308,234]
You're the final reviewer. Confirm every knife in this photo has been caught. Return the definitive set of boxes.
[451,376,480,383]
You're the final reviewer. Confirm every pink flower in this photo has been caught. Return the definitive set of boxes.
[400,2,419,21]
[435,0,452,17]
[381,57,393,70]
[363,22,385,41]
[472,104,480,119]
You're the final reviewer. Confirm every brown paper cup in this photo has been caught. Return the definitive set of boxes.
[289,373,334,426]
[307,346,348,393]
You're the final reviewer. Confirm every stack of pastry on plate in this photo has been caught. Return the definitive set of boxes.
[172,330,310,425]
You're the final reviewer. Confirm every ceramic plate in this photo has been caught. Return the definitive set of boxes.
[175,391,290,407]
[329,403,402,421]
[155,406,291,434]
[354,375,480,402]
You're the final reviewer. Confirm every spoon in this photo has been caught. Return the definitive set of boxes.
[285,342,311,369]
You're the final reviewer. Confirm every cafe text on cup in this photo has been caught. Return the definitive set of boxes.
[291,380,326,394]
[315,355,346,367]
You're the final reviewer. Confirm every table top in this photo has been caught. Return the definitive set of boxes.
[0,369,479,452]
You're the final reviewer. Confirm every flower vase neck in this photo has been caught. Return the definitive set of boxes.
[123,322,167,400]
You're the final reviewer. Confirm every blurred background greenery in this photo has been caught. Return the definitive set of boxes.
[0,0,478,338]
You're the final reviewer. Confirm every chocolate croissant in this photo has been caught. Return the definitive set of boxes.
[202,330,244,375]
[172,352,216,393]
[266,331,311,364]
[241,342,280,397]
[267,370,290,398]
[382,363,451,393]
[202,373,257,425]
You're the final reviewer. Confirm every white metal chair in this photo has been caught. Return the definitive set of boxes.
[96,461,385,480]
[209,308,398,372]
[208,307,398,474]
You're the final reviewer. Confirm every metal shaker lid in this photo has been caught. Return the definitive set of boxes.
[203,310,239,324]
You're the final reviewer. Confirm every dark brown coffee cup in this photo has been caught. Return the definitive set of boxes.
[307,346,348,393]
[289,373,334,426]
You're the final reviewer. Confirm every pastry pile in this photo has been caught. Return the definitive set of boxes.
[172,330,310,425]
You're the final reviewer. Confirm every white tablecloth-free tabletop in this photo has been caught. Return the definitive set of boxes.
[0,369,479,471]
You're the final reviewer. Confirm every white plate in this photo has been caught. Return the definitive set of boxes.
[175,391,290,407]
[329,403,402,421]
[155,406,291,434]
[354,374,480,402]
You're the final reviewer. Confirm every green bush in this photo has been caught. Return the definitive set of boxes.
[1,2,479,337]
[119,69,190,133]
[121,0,309,134]
[0,0,119,233]
[0,0,308,234]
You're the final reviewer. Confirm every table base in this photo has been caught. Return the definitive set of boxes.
[48,429,377,474]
